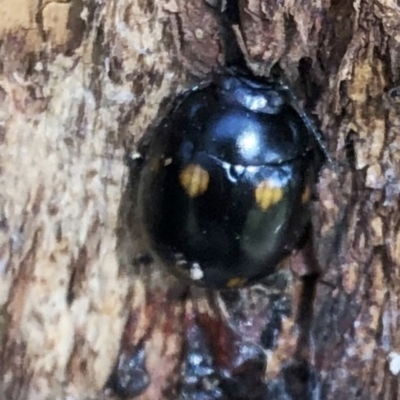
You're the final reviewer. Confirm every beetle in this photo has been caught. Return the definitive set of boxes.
[134,70,324,289]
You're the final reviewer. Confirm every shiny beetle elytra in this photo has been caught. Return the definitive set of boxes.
[134,70,324,289]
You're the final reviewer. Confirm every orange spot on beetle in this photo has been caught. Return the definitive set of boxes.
[226,277,247,288]
[255,180,284,211]
[179,164,209,197]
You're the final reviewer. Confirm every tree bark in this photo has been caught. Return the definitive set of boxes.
[1,0,399,399]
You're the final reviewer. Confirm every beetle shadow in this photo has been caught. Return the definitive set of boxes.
[115,150,150,276]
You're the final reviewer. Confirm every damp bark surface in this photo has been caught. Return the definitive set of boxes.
[1,1,400,399]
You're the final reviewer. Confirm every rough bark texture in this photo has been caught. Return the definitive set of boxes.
[1,0,400,399]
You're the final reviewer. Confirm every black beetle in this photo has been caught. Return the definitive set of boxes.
[134,70,324,289]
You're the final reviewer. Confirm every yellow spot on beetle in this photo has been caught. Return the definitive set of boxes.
[255,180,284,211]
[226,277,247,288]
[179,164,210,197]
[301,186,311,204]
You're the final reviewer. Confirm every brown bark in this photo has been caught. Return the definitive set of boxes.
[1,0,400,399]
